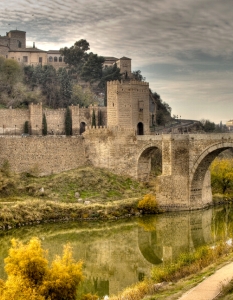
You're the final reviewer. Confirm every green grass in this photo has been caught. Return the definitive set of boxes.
[0,166,149,203]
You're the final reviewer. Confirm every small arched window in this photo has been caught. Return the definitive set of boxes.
[49,56,53,62]
[54,57,58,62]
[59,56,62,62]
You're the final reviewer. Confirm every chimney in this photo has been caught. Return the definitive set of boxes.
[33,42,35,48]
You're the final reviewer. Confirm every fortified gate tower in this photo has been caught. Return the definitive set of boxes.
[107,80,150,135]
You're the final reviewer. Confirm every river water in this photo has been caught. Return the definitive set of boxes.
[0,204,232,296]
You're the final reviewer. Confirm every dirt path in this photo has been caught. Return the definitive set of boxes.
[178,262,233,300]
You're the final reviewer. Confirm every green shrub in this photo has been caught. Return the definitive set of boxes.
[137,194,158,214]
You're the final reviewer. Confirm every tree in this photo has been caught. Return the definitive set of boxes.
[0,237,83,300]
[210,158,233,194]
[98,63,122,105]
[0,59,22,98]
[200,119,216,132]
[58,68,72,107]
[81,53,105,83]
[24,121,29,134]
[91,110,96,128]
[71,84,94,107]
[98,110,103,126]
[60,39,90,71]
[132,70,145,81]
[65,107,72,136]
[42,114,47,136]
[152,92,171,125]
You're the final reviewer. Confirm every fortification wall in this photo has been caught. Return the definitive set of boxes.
[0,109,29,135]
[0,136,86,175]
[44,108,66,135]
[83,127,139,177]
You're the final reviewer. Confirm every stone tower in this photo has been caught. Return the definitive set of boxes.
[107,80,150,134]
[116,57,131,77]
[6,30,26,49]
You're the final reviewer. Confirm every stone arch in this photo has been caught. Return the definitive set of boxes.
[189,142,233,207]
[59,56,62,62]
[138,226,162,264]
[80,122,86,135]
[54,56,58,62]
[137,145,162,181]
[49,56,53,62]
[137,122,144,135]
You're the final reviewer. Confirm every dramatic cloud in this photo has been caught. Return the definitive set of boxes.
[1,0,233,123]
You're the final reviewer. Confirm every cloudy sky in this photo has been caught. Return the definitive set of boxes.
[1,0,233,123]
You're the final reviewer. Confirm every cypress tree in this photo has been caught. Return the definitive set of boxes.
[91,110,96,128]
[65,107,72,136]
[42,113,47,135]
[98,110,102,126]
[24,121,29,134]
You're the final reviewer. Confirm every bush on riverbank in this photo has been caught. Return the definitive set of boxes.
[211,158,233,196]
[137,194,158,214]
[0,237,83,300]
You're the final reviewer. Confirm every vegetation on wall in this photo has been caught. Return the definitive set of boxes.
[152,92,172,125]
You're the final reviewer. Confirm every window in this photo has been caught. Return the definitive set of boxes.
[54,57,57,62]
[49,56,53,62]
[23,56,28,63]
[18,58,20,62]
[18,40,22,48]
[39,57,42,63]
[59,56,62,62]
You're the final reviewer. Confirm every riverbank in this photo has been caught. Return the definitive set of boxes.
[0,165,155,229]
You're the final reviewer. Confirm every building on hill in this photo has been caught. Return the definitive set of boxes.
[226,120,233,131]
[0,30,157,134]
[0,29,131,75]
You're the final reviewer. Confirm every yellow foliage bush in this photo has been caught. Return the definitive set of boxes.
[137,194,158,214]
[0,237,83,300]
[210,158,233,194]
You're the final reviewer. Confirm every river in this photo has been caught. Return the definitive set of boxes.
[0,204,232,296]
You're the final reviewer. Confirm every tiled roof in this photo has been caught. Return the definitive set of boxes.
[9,47,47,53]
[47,50,61,54]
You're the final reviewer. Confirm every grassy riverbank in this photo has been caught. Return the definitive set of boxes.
[110,243,233,300]
[0,165,155,229]
[0,164,150,203]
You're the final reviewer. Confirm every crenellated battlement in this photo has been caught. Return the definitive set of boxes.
[107,80,149,86]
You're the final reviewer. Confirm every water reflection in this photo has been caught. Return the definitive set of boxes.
[0,204,233,296]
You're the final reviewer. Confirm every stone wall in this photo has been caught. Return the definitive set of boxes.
[0,108,29,135]
[0,136,86,175]
[0,104,107,136]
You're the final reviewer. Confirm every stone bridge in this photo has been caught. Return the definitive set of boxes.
[84,128,233,210]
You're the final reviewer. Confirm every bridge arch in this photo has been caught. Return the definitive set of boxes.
[189,141,233,207]
[137,144,162,181]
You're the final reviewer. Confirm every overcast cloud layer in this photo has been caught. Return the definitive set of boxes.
[1,0,233,123]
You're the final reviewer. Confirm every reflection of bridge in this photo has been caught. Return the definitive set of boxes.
[84,130,233,210]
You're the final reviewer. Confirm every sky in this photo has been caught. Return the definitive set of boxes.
[1,0,233,124]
